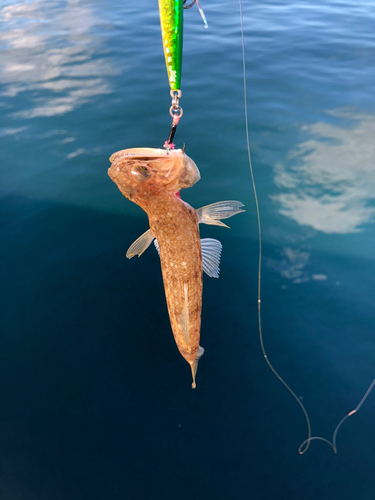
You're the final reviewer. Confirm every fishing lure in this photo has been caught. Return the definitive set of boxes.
[158,0,207,148]
[159,0,183,93]
[159,0,207,92]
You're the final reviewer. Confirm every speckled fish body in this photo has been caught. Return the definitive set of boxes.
[149,194,202,367]
[158,0,183,90]
[108,148,244,387]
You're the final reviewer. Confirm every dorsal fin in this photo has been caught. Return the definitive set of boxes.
[178,283,189,345]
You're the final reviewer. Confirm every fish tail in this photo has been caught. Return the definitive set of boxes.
[190,346,204,389]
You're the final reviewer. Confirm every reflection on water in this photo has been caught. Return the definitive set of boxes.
[267,247,311,284]
[267,247,329,284]
[273,110,375,234]
[0,0,117,118]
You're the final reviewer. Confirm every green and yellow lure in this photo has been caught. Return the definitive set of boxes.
[158,0,183,92]
[158,0,207,147]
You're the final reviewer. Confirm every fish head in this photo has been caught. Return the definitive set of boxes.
[108,148,200,204]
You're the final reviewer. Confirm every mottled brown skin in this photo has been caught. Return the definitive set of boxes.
[149,193,202,362]
[108,148,203,378]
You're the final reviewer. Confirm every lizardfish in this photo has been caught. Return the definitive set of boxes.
[108,148,244,388]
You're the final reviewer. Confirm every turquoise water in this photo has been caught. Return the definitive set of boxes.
[1,0,375,498]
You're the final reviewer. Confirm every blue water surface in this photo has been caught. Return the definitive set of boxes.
[1,1,375,499]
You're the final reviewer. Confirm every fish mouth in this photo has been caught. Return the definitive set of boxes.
[109,147,201,192]
[109,148,168,164]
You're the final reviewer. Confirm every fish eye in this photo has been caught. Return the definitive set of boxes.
[130,163,151,180]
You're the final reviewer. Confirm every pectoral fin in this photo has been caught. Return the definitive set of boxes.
[126,229,155,259]
[201,238,222,278]
[197,201,245,228]
[190,346,205,389]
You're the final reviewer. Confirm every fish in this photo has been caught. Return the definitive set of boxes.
[108,147,244,388]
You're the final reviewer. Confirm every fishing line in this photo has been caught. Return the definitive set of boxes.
[298,378,375,453]
[239,0,375,455]
[239,0,312,454]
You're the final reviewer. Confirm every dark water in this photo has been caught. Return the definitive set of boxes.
[1,0,375,498]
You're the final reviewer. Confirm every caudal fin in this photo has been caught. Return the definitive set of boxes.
[190,346,205,389]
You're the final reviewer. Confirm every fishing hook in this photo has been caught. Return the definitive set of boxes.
[164,90,183,151]
[184,0,208,28]
[183,0,196,9]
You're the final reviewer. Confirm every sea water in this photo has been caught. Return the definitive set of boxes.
[1,1,374,499]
